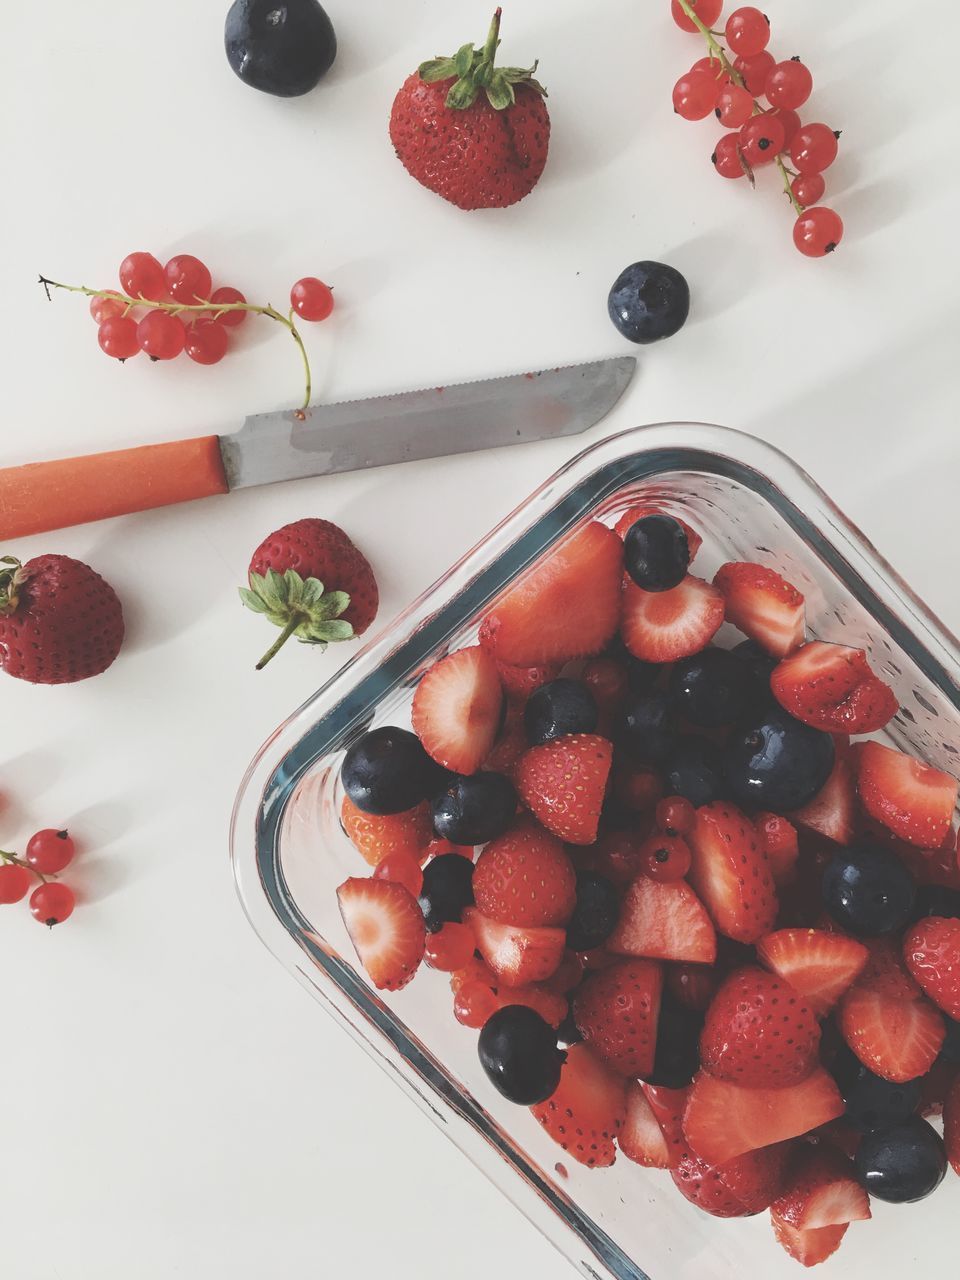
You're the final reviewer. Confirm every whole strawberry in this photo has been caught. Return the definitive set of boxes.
[0,554,124,684]
[241,518,378,669]
[389,8,550,210]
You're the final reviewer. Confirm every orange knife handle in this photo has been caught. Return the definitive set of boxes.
[0,436,228,541]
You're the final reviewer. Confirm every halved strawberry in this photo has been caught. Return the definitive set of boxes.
[713,562,805,658]
[838,984,945,1083]
[472,818,577,927]
[757,929,869,1016]
[771,641,898,734]
[754,812,800,886]
[672,1142,790,1218]
[700,967,821,1088]
[495,660,562,703]
[688,802,778,944]
[479,522,623,666]
[857,935,924,1001]
[944,1072,960,1175]
[483,707,528,780]
[891,831,960,891]
[411,645,503,775]
[641,1082,689,1168]
[340,795,433,867]
[614,503,703,560]
[530,1042,626,1168]
[903,915,960,1019]
[857,740,959,848]
[607,875,717,964]
[683,1068,844,1165]
[619,1081,672,1168]
[772,1145,871,1230]
[516,734,613,845]
[464,906,565,987]
[789,747,858,846]
[771,1215,848,1268]
[919,1057,959,1119]
[336,876,426,991]
[572,958,663,1077]
[621,574,724,663]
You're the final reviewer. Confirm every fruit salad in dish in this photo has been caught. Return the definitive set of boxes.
[334,507,960,1269]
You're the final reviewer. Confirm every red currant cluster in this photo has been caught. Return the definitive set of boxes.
[671,0,843,257]
[0,830,78,927]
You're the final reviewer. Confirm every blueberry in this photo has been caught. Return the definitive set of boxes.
[663,736,726,807]
[855,1117,947,1203]
[643,995,703,1088]
[822,845,916,936]
[432,771,516,845]
[941,1017,960,1064]
[608,261,690,345]
[478,1006,566,1104]
[418,853,475,932]
[342,726,444,815]
[225,0,337,97]
[724,706,834,811]
[670,648,752,727]
[732,639,779,711]
[831,1047,922,1132]
[566,872,620,951]
[624,515,690,591]
[618,692,676,763]
[525,679,598,746]
[912,883,960,922]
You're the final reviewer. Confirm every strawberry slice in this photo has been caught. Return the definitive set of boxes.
[903,915,960,1019]
[857,740,959,848]
[479,522,623,666]
[944,1073,960,1176]
[683,1068,844,1165]
[530,1042,626,1168]
[754,812,800,885]
[619,1081,672,1168]
[572,958,663,1077]
[771,1215,848,1268]
[516,734,613,845]
[472,818,576,927]
[757,928,869,1016]
[688,802,778,944]
[641,1082,690,1168]
[713,561,805,657]
[838,985,945,1083]
[340,795,433,867]
[336,876,426,991]
[483,706,528,780]
[700,967,821,1088]
[789,746,858,846]
[607,875,717,964]
[672,1142,790,1218]
[772,641,898,734]
[411,645,503,775]
[772,1145,871,1230]
[857,935,924,1000]
[494,660,562,703]
[463,906,565,987]
[614,504,703,560]
[621,574,724,663]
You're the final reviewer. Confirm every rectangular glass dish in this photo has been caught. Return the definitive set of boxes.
[230,424,960,1280]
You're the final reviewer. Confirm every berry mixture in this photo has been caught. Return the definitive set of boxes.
[334,505,960,1268]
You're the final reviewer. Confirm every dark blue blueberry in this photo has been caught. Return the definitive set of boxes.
[663,736,726,807]
[724,705,834,810]
[831,1046,922,1132]
[618,692,676,763]
[417,853,475,932]
[225,0,337,97]
[341,726,445,815]
[566,871,620,952]
[431,771,516,846]
[941,1017,960,1064]
[624,515,690,591]
[670,648,752,727]
[912,883,960,923]
[608,261,690,345]
[524,678,598,746]
[854,1118,947,1203]
[643,995,703,1088]
[733,639,779,712]
[478,1006,566,1104]
[822,845,916,936]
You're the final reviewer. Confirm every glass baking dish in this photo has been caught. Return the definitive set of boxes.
[230,423,960,1280]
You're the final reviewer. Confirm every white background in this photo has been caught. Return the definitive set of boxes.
[2,1,959,1276]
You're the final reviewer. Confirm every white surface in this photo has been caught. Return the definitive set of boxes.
[3,1,959,1277]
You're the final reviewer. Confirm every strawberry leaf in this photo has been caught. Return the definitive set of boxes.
[453,42,476,77]
[485,72,515,110]
[418,57,458,83]
[445,76,480,110]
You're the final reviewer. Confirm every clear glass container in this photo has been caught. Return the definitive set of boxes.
[230,424,960,1280]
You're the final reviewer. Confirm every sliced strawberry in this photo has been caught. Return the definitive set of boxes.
[495,660,562,703]
[857,935,924,1000]
[903,915,960,1019]
[621,574,724,663]
[619,1080,672,1168]
[572,958,663,1077]
[919,1057,959,1118]
[789,748,858,847]
[689,802,778,944]
[479,522,623,666]
[641,1082,690,1168]
[501,982,568,1028]
[757,929,869,1016]
[463,906,565,987]
[530,1043,626,1168]
[754,812,800,886]
[516,734,613,845]
[608,875,717,964]
[672,1142,790,1218]
[340,795,433,867]
[411,645,503,775]
[838,985,945,1083]
[771,1215,848,1268]
[892,832,960,891]
[683,1068,844,1165]
[713,561,805,657]
[614,503,703,559]
[336,876,426,991]
[472,818,577,927]
[857,740,958,848]
[944,1072,960,1175]
[700,967,821,1088]
[482,706,528,780]
[772,1145,871,1230]
[771,641,898,734]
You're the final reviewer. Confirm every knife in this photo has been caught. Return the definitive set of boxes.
[0,357,635,540]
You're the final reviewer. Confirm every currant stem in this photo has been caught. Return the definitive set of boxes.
[0,850,47,883]
[776,157,805,215]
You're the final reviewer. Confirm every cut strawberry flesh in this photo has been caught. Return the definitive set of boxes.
[607,875,717,963]
[672,1143,789,1218]
[838,984,945,1082]
[463,907,565,987]
[689,802,778,944]
[757,928,869,1016]
[772,1145,871,1230]
[620,1081,672,1168]
[857,739,958,848]
[621,574,725,663]
[771,1214,849,1267]
[771,640,898,734]
[411,645,503,775]
[944,1073,960,1176]
[336,876,426,992]
[789,748,858,846]
[713,561,805,658]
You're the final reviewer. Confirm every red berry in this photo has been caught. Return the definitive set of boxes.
[89,292,125,324]
[671,0,723,32]
[137,311,186,360]
[673,68,721,121]
[615,767,664,813]
[640,834,692,883]
[25,829,75,875]
[656,796,696,837]
[164,255,212,304]
[692,56,733,89]
[716,84,754,128]
[725,7,771,57]
[581,658,629,716]
[0,863,32,904]
[184,320,229,366]
[712,133,747,179]
[119,252,166,302]
[790,124,840,174]
[373,850,424,898]
[425,921,477,972]
[98,316,140,360]
[766,59,814,110]
[454,980,500,1028]
[29,881,75,926]
[739,114,786,167]
[290,277,335,322]
[770,108,802,146]
[733,50,775,96]
[793,207,844,257]
[791,173,826,208]
[210,286,248,328]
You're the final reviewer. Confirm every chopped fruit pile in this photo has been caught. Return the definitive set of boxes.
[334,506,960,1268]
[1,829,78,927]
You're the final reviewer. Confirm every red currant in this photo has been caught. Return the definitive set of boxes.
[25,829,75,875]
[184,320,229,366]
[98,316,140,360]
[89,292,125,325]
[667,962,719,1011]
[615,767,664,813]
[581,658,629,715]
[164,255,212,305]
[119,252,166,302]
[770,108,802,147]
[640,834,692,883]
[0,863,32,904]
[137,311,186,360]
[29,881,75,927]
[715,84,754,128]
[725,7,770,57]
[793,206,843,257]
[453,981,499,1028]
[671,0,723,33]
[790,123,839,174]
[739,113,786,166]
[210,286,248,328]
[691,56,733,89]
[290,277,335,322]
[791,172,826,208]
[712,132,746,179]
[425,921,476,972]
[673,68,720,121]
[373,851,424,898]
[655,796,696,837]
[765,59,813,110]
[733,50,775,96]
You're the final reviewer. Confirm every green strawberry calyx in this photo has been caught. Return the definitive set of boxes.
[239,568,354,670]
[418,7,547,111]
[0,556,25,616]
